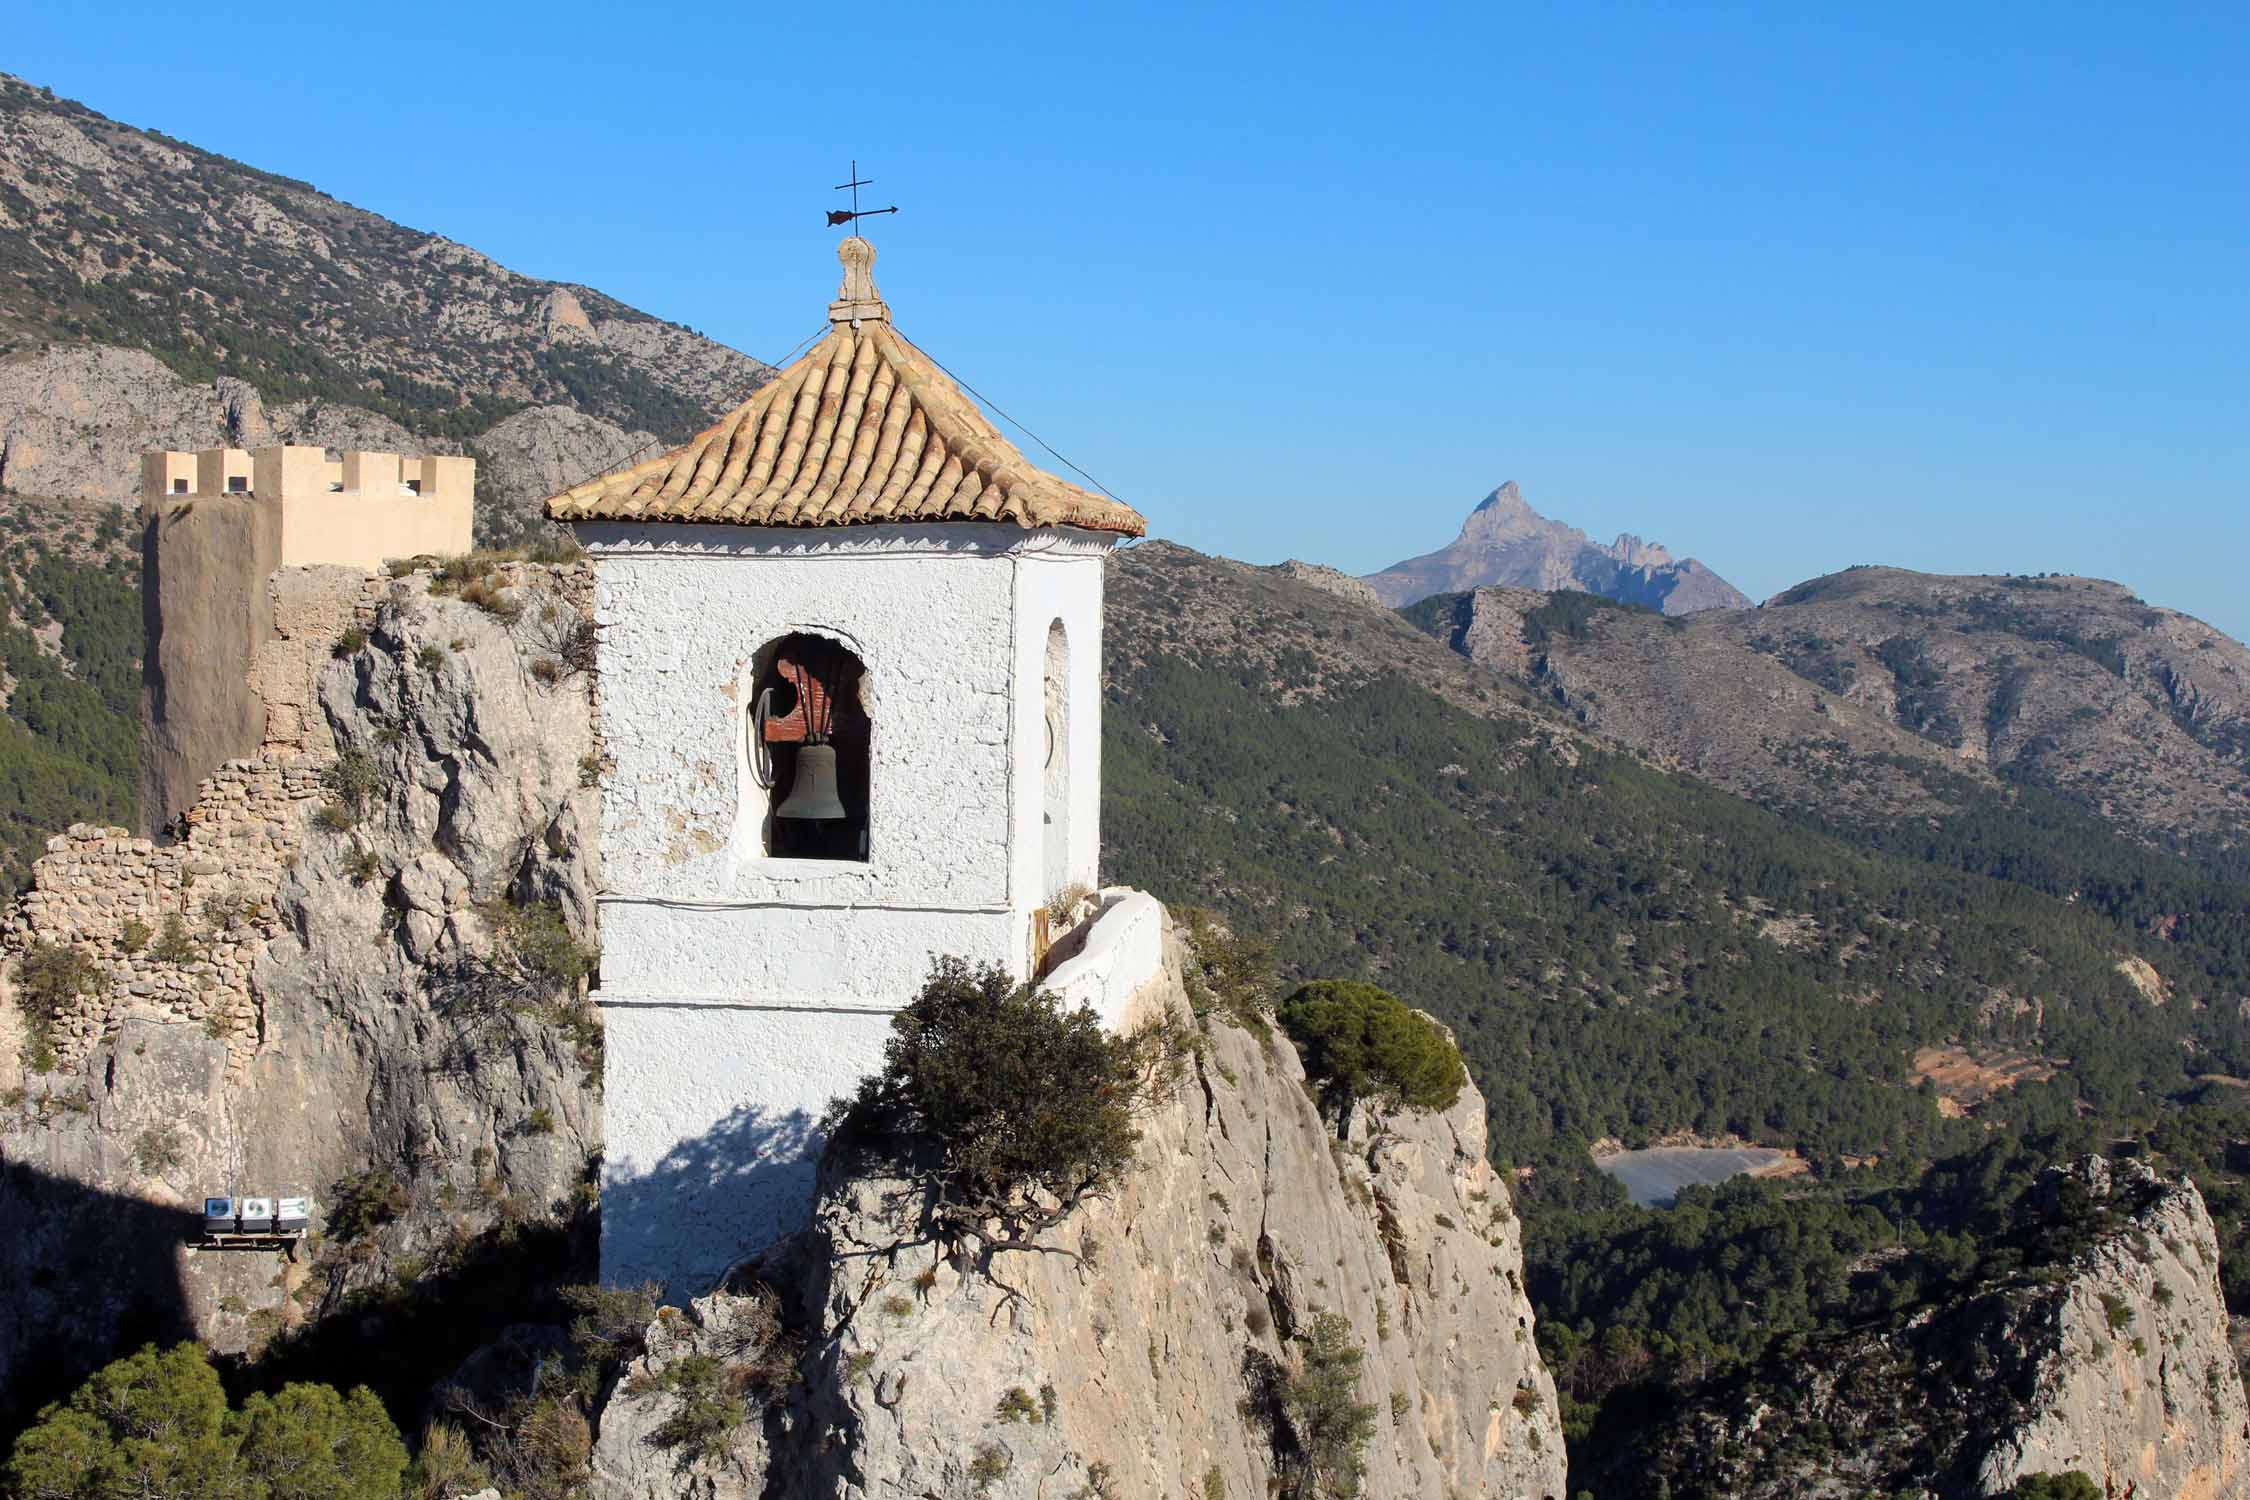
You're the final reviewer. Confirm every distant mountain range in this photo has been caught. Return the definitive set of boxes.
[1403,565,2250,871]
[1363,481,1751,614]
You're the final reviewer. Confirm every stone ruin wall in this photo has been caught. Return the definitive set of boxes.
[3,557,599,1085]
[4,567,383,1078]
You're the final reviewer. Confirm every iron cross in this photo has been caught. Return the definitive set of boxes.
[827,160,900,228]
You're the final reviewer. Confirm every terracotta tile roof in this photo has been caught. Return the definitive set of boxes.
[545,239,1144,537]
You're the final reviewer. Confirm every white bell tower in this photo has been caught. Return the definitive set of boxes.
[552,237,1149,1292]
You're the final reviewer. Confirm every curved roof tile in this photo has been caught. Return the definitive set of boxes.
[545,238,1145,537]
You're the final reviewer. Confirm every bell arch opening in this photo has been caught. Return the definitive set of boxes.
[747,632,871,861]
[1042,619,1071,898]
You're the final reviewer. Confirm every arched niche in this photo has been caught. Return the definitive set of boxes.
[1042,619,1071,896]
[745,631,872,861]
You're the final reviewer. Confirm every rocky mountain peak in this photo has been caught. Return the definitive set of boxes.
[1609,531,1674,568]
[1462,479,1536,530]
[1364,480,1750,614]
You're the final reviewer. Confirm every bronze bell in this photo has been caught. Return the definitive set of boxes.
[775,743,848,821]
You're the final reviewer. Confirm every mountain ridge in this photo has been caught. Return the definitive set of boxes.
[1363,480,1752,613]
[0,71,770,542]
[1405,564,2250,876]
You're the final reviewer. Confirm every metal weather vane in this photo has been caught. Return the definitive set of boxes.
[826,160,900,228]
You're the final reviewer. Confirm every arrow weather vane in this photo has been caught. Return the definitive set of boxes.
[826,160,899,229]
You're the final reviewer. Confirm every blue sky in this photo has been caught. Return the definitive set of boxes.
[15,2,2250,634]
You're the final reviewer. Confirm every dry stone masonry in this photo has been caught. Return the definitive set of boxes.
[6,560,397,1076]
[7,770,317,1074]
[0,559,605,1428]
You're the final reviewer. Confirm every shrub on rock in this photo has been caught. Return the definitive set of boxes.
[1277,979,1466,1134]
[828,958,1142,1238]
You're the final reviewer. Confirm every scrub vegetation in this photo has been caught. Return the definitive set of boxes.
[1103,542,2250,1485]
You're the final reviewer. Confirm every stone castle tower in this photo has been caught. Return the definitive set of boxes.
[549,237,1161,1291]
[139,445,473,831]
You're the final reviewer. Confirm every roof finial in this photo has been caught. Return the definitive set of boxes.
[829,235,889,326]
[825,159,898,231]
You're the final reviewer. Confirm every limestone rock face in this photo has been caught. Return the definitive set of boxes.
[1424,566,2250,868]
[1608,1160,2250,1500]
[1976,1162,2248,1500]
[467,406,659,545]
[590,936,1566,1500]
[0,345,243,500]
[0,565,602,1429]
[1269,559,1385,608]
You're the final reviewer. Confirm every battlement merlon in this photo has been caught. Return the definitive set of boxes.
[139,445,474,570]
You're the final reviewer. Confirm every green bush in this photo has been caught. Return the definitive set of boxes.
[1277,1312,1377,1499]
[15,941,100,1020]
[405,1422,490,1500]
[319,749,384,827]
[489,900,596,991]
[327,1169,412,1242]
[134,1126,187,1176]
[559,1282,660,1387]
[828,958,1144,1237]
[3,1342,406,1500]
[968,1443,1010,1492]
[1179,906,1275,1033]
[2010,1474,2102,1500]
[150,914,198,965]
[625,1355,741,1464]
[1276,980,1466,1134]
[620,1287,796,1463]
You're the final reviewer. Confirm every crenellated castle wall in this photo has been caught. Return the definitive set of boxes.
[140,444,471,832]
[5,443,483,1084]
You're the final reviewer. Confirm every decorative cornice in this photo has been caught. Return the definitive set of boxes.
[576,519,1120,562]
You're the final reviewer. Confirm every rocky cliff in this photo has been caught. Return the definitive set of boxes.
[0,541,1572,1497]
[590,933,1566,1499]
[1363,482,1749,614]
[0,559,602,1429]
[1602,1159,2248,1500]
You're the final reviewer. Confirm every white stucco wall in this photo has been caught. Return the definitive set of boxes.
[599,1003,892,1292]
[1044,889,1166,1031]
[582,520,1119,1294]
[1009,540,1106,955]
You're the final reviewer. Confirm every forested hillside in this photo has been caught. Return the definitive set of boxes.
[1105,544,2250,1182]
[1101,542,2250,1485]
[0,496,137,893]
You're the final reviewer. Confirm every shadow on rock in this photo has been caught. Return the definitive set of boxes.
[603,1103,822,1300]
[0,1159,199,1439]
